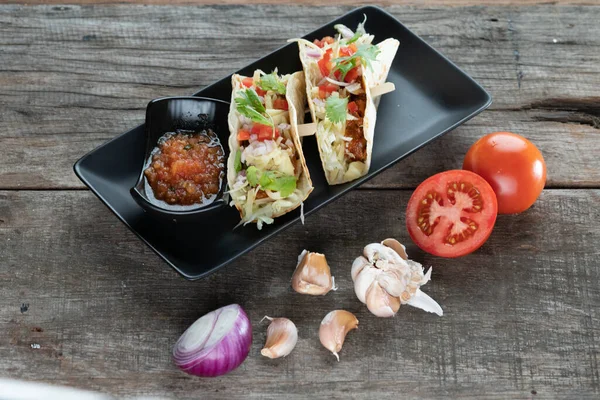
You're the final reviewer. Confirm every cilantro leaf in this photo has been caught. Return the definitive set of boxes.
[235,88,273,127]
[333,43,381,73]
[234,149,242,173]
[258,73,286,95]
[259,171,297,198]
[235,88,266,114]
[239,106,273,127]
[325,95,348,124]
[246,166,260,187]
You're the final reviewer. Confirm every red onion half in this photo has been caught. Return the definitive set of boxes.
[173,304,252,377]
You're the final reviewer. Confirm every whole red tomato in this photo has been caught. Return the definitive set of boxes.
[463,132,546,214]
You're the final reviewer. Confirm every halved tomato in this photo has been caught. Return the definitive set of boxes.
[406,170,498,258]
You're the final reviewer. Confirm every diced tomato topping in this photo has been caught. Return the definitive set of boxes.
[347,101,358,115]
[339,44,357,57]
[242,77,254,87]
[255,87,267,97]
[251,124,280,141]
[237,129,251,141]
[318,82,339,99]
[273,97,289,110]
[318,49,333,77]
[318,59,331,77]
[313,36,335,48]
[333,65,359,83]
[344,66,360,83]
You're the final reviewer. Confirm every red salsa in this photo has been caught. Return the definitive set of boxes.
[144,129,224,206]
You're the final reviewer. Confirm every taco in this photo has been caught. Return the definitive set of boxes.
[294,18,399,185]
[227,70,313,229]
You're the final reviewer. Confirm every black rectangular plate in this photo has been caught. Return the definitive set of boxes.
[74,6,491,280]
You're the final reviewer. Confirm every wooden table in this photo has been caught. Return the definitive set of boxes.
[1,1,599,398]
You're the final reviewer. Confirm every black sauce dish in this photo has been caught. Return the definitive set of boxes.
[130,96,231,221]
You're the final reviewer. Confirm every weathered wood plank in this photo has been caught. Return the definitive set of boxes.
[1,5,600,189]
[0,189,598,398]
[4,0,597,5]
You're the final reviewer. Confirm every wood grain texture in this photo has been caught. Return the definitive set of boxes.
[1,5,600,189]
[0,189,599,398]
[3,0,598,5]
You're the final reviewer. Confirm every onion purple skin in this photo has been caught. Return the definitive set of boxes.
[173,304,252,378]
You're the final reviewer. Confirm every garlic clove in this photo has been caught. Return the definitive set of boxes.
[364,243,403,265]
[292,250,335,295]
[376,271,404,298]
[353,265,380,304]
[351,256,370,282]
[381,238,408,260]
[261,316,298,359]
[365,281,401,317]
[405,289,443,316]
[319,310,359,361]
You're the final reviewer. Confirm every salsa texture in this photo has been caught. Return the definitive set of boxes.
[144,129,224,206]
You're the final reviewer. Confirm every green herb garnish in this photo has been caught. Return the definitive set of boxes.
[346,31,362,44]
[325,95,349,124]
[332,59,357,81]
[234,149,242,172]
[235,88,265,113]
[258,73,286,95]
[183,144,192,150]
[245,166,297,197]
[333,43,381,77]
[235,88,273,127]
[259,171,297,198]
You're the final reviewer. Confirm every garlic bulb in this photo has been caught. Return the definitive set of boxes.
[352,238,443,317]
[291,250,336,295]
[319,310,358,361]
[261,316,298,359]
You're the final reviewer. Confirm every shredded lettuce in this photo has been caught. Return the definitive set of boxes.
[247,166,260,187]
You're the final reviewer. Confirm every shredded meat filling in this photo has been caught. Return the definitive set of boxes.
[344,93,367,162]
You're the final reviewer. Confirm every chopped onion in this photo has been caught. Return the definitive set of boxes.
[325,77,350,87]
[346,82,362,94]
[173,304,252,377]
[317,76,328,86]
[239,115,251,125]
[305,48,323,58]
[334,24,354,39]
[312,98,325,108]
[278,123,291,131]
